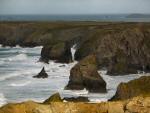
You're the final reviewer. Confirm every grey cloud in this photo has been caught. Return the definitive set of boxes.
[0,0,150,14]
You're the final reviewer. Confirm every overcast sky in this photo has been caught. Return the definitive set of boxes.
[0,0,150,15]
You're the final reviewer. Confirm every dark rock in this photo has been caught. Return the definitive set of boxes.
[63,96,89,102]
[65,55,107,93]
[33,67,48,78]
[59,65,66,67]
[107,49,138,75]
[40,42,72,63]
[110,75,150,101]
[75,27,150,75]
[43,93,63,104]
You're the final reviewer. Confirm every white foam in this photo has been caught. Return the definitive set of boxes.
[0,73,22,81]
[8,53,28,61]
[0,44,2,48]
[13,45,21,49]
[71,44,77,61]
[33,46,43,49]
[10,81,31,87]
[0,93,7,107]
[89,98,108,103]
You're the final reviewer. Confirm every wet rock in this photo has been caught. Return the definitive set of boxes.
[65,54,107,93]
[40,42,72,63]
[63,96,89,102]
[43,93,63,104]
[110,75,150,101]
[59,65,66,67]
[33,67,48,78]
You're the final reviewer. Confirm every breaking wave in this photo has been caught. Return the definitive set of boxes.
[7,53,28,61]
[10,81,31,87]
[0,93,7,107]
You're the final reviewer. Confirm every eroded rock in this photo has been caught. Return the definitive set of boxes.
[43,93,63,104]
[65,54,107,93]
[33,67,48,78]
[40,42,72,63]
[111,75,150,101]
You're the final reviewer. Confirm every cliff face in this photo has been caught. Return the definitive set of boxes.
[0,96,149,113]
[1,22,150,73]
[74,23,150,75]
[0,22,102,47]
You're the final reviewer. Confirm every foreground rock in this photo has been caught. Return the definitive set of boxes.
[43,93,63,104]
[40,42,72,63]
[0,96,150,113]
[65,55,107,93]
[111,75,150,101]
[33,67,48,78]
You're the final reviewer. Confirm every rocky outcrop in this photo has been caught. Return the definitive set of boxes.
[43,93,63,104]
[0,96,150,113]
[33,67,48,78]
[111,75,150,101]
[40,42,72,63]
[75,24,150,75]
[65,55,107,93]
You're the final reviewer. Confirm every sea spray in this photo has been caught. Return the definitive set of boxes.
[71,44,77,61]
[0,93,7,107]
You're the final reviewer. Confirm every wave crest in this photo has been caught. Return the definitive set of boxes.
[8,54,28,61]
[10,81,31,87]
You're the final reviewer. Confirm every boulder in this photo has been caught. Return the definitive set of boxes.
[110,75,150,101]
[40,42,72,63]
[33,67,48,78]
[43,93,63,104]
[63,97,89,102]
[65,54,107,93]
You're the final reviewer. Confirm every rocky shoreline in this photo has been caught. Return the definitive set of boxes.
[0,21,150,112]
[1,22,150,75]
[0,76,150,113]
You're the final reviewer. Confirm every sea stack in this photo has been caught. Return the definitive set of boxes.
[33,67,48,78]
[65,54,107,93]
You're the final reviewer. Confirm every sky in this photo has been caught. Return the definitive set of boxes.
[0,0,150,15]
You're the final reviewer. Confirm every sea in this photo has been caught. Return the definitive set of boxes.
[0,14,150,22]
[0,45,149,107]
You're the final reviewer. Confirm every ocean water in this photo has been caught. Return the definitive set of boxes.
[0,14,150,22]
[0,45,149,106]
